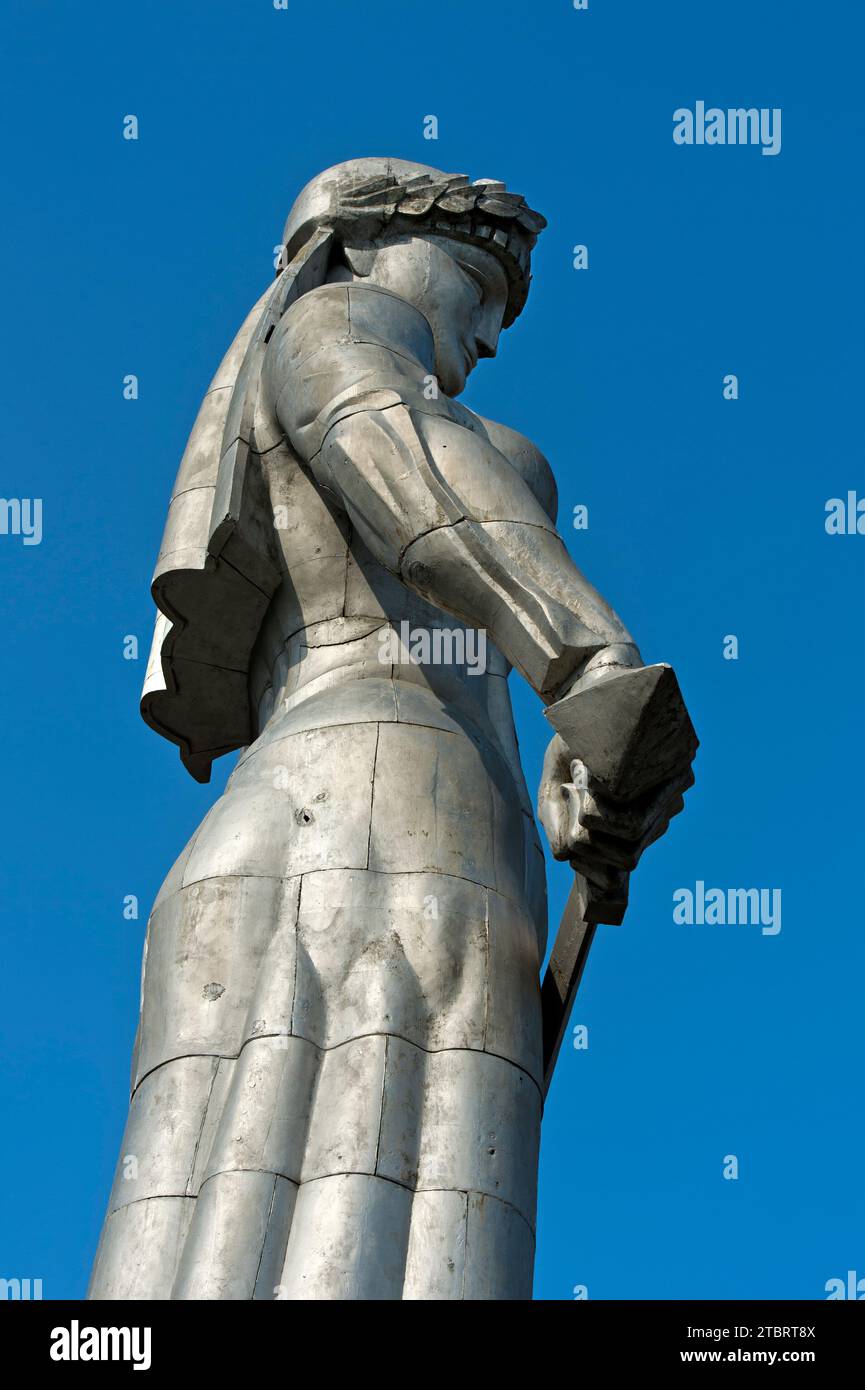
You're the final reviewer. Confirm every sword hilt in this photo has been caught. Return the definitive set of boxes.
[545,661,698,803]
[540,663,698,1094]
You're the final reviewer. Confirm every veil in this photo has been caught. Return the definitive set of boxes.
[141,226,335,782]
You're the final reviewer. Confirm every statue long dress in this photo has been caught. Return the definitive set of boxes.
[89,158,688,1300]
[88,283,568,1301]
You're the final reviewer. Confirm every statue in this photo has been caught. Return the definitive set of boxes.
[89,158,696,1301]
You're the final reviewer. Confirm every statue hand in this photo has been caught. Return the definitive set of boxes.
[538,732,693,888]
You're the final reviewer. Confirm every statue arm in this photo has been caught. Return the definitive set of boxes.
[264,289,641,701]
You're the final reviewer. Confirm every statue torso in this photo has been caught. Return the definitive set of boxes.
[246,283,557,810]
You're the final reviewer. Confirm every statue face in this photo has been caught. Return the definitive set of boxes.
[342,235,510,396]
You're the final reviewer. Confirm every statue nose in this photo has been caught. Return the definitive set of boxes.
[476,334,497,360]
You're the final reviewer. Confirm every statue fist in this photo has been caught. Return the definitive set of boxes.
[537,733,693,922]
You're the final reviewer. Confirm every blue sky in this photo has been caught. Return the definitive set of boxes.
[1,0,862,1300]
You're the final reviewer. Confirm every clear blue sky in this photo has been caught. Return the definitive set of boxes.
[1,0,862,1300]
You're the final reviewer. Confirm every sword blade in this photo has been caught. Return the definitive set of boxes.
[541,875,598,1098]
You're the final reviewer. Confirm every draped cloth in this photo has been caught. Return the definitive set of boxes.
[141,228,334,781]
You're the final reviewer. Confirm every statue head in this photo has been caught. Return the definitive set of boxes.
[279,157,546,396]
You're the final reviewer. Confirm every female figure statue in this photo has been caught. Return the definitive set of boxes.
[89,158,691,1300]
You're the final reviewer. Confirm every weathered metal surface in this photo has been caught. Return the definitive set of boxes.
[90,157,696,1301]
[540,877,597,1097]
[545,662,699,803]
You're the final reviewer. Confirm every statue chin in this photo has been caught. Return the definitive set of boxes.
[437,357,467,398]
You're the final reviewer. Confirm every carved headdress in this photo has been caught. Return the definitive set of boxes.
[280,157,545,326]
[141,158,546,781]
